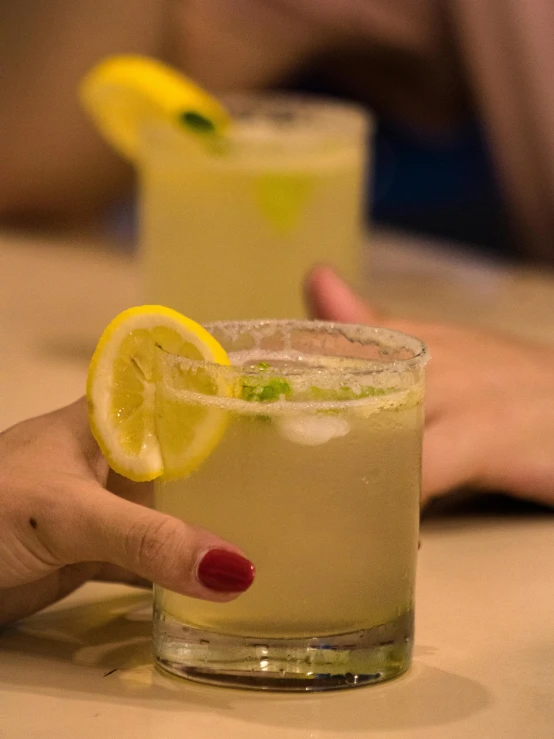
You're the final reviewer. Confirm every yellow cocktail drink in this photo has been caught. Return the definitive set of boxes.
[140,95,369,320]
[153,320,427,691]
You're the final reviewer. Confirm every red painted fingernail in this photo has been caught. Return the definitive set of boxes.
[197,549,255,593]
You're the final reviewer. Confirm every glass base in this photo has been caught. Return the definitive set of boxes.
[153,609,413,692]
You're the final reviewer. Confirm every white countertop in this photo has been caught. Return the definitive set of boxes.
[1,228,553,738]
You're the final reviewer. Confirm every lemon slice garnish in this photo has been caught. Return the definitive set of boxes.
[79,55,230,160]
[87,305,230,482]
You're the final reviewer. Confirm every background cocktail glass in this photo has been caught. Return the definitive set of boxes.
[139,95,369,320]
[153,319,427,691]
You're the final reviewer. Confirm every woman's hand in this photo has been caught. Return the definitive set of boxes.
[306,266,554,507]
[0,398,254,627]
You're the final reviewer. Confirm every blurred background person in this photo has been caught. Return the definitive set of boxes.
[2,0,554,262]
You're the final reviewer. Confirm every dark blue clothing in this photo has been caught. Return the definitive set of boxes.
[371,118,516,258]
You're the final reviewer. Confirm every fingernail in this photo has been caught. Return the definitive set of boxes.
[197,549,255,593]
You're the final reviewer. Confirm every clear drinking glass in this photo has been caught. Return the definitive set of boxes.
[153,319,428,691]
[139,95,369,321]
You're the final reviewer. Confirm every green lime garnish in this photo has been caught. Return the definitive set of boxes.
[179,110,217,134]
[254,173,315,235]
[240,377,292,402]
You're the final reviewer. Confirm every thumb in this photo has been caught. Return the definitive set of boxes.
[305,266,382,324]
[41,484,255,602]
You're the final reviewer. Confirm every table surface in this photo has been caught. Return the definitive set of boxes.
[1,228,553,739]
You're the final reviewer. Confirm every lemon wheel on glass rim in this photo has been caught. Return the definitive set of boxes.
[80,55,231,161]
[87,305,231,482]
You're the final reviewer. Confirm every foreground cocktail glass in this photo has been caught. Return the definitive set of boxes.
[140,95,369,321]
[153,320,427,691]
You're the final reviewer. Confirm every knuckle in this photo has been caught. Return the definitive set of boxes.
[126,516,183,575]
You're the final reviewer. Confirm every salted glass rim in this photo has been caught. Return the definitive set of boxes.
[162,319,429,379]
[139,92,370,160]
[220,91,371,142]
